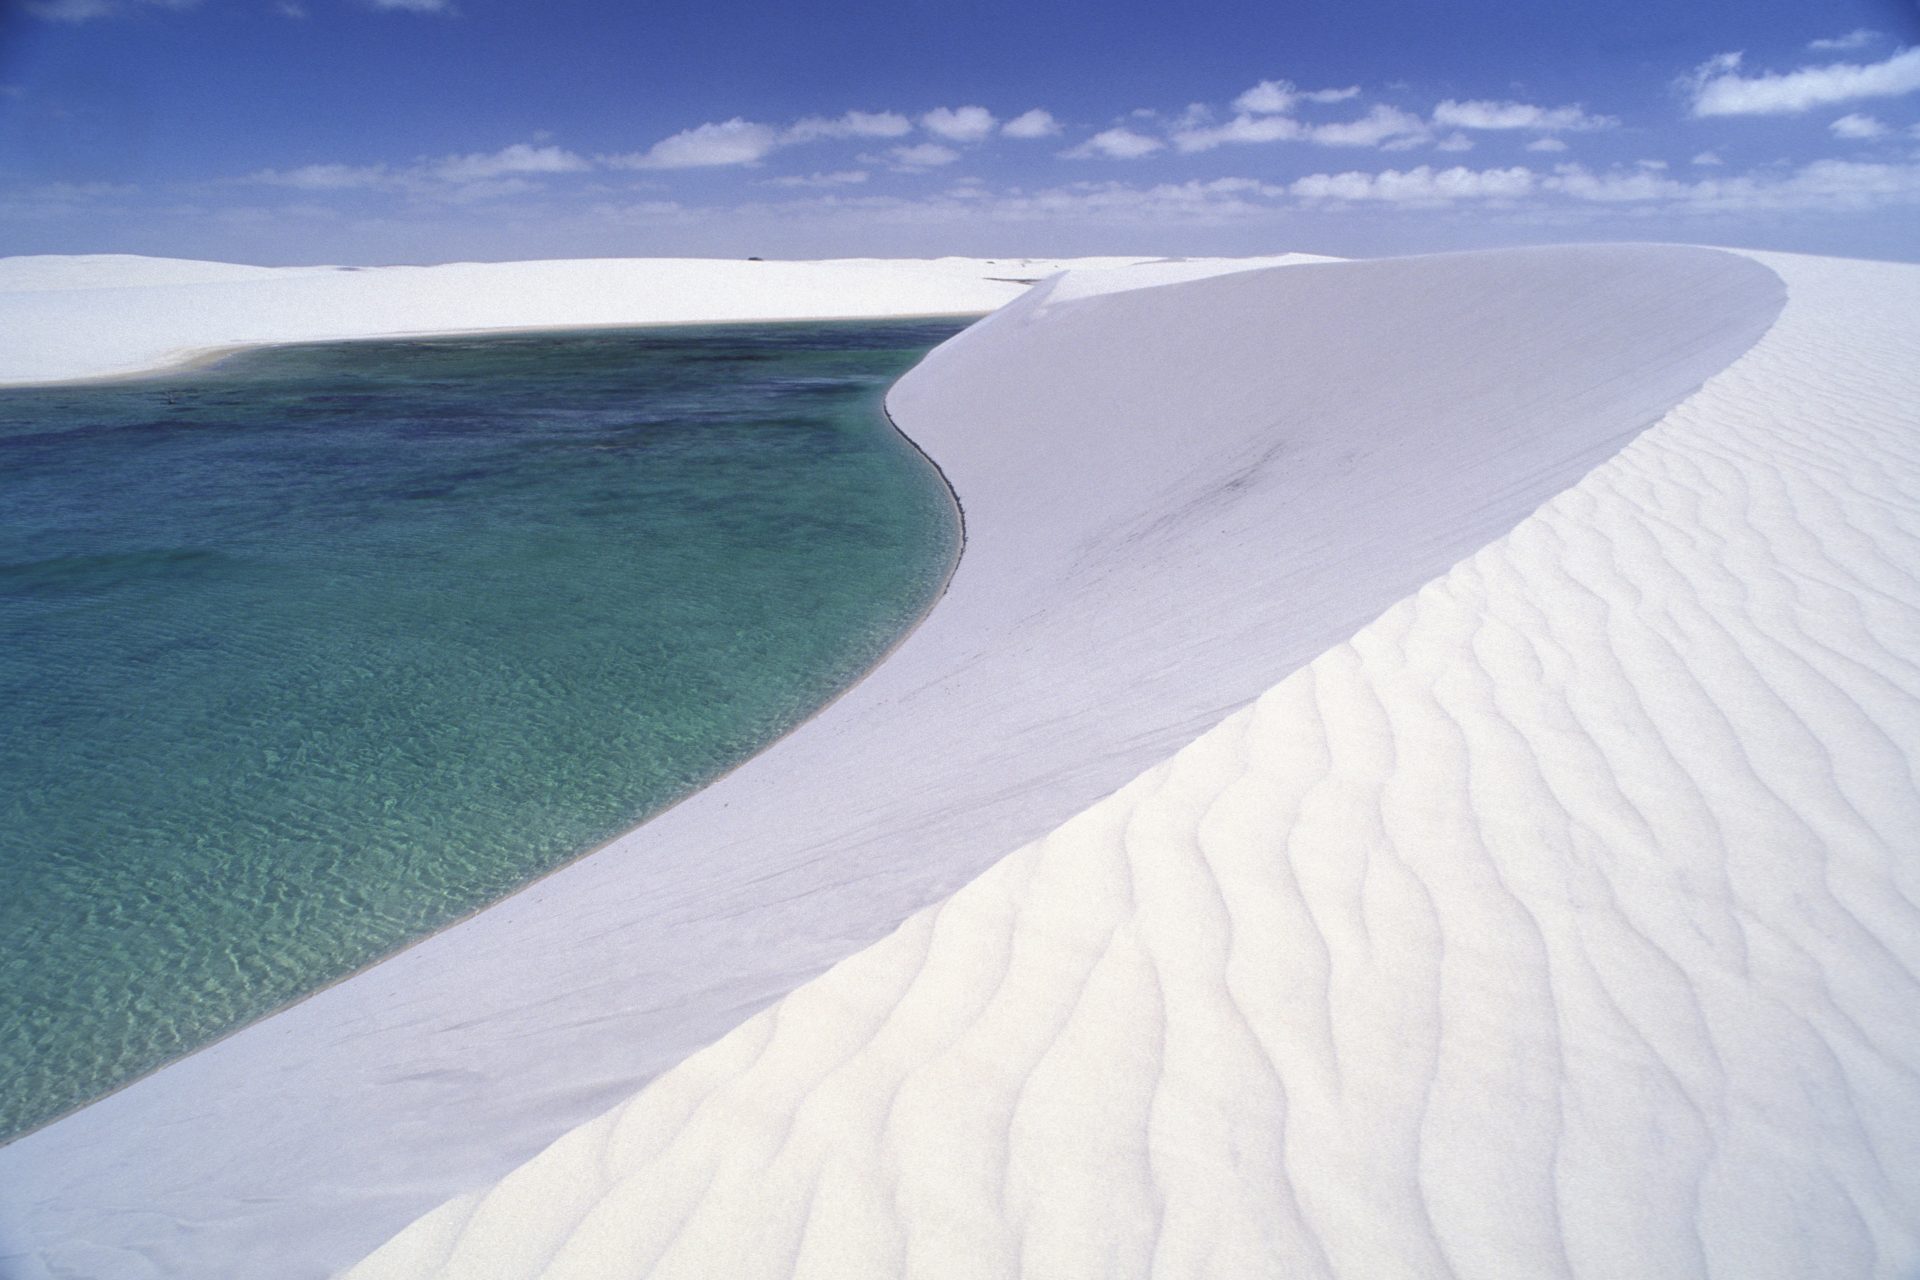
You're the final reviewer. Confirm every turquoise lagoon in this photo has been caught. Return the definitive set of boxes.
[0,319,966,1141]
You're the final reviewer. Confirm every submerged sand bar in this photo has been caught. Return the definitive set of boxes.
[0,246,1835,1277]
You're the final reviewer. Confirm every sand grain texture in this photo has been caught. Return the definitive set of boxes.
[0,247,1799,1278]
[348,249,1920,1278]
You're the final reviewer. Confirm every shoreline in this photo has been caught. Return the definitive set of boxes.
[0,253,1318,389]
[0,333,973,1149]
[0,246,1799,1279]
[0,309,1003,391]
[352,245,1920,1280]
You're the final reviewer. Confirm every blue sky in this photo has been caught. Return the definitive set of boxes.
[2,0,1918,263]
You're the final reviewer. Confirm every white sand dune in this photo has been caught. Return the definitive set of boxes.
[343,249,1920,1278]
[0,245,1811,1278]
[0,253,1310,386]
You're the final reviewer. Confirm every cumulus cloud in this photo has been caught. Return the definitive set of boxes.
[920,106,998,143]
[1176,104,1428,151]
[1432,99,1618,131]
[1687,46,1920,116]
[1525,137,1569,153]
[1173,115,1301,151]
[611,110,915,172]
[783,111,911,142]
[1542,164,1682,203]
[610,119,781,169]
[1006,177,1284,222]
[1810,30,1879,52]
[1310,104,1430,148]
[1002,109,1062,139]
[1830,112,1890,138]
[753,176,1290,229]
[1693,151,1723,165]
[1234,80,1300,114]
[1290,164,1535,204]
[1232,79,1362,114]
[889,142,960,168]
[1435,132,1475,152]
[431,143,588,182]
[1064,127,1166,159]
[1281,155,1919,213]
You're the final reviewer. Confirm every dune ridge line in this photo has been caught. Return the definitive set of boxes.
[353,248,1920,1279]
[0,246,1788,1279]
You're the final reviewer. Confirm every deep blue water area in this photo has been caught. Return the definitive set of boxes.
[0,319,966,1142]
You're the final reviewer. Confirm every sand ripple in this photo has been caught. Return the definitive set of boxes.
[349,251,1920,1277]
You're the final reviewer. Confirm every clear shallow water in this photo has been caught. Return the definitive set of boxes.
[0,319,966,1142]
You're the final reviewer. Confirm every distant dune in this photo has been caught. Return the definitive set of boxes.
[9,245,1917,1279]
[0,253,1310,386]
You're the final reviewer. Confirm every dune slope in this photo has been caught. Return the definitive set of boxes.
[0,246,1783,1279]
[349,249,1920,1278]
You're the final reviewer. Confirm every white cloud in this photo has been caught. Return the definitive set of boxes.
[920,106,997,143]
[1290,164,1535,204]
[753,176,1289,230]
[1176,104,1427,151]
[763,170,870,188]
[1309,104,1429,148]
[1543,164,1683,203]
[1231,79,1360,114]
[1545,158,1920,212]
[1009,177,1285,222]
[611,119,780,169]
[368,0,454,10]
[1064,127,1167,159]
[1002,109,1062,139]
[783,111,911,143]
[247,162,391,190]
[1432,99,1618,131]
[1285,155,1920,215]
[1688,46,1920,116]
[1830,112,1890,138]
[890,142,960,168]
[1173,115,1301,151]
[431,143,588,183]
[1435,132,1475,152]
[1525,136,1569,153]
[1810,30,1879,52]
[1234,80,1299,114]
[240,143,591,201]
[1692,151,1723,165]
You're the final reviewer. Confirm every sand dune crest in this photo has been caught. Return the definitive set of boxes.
[341,250,1920,1279]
